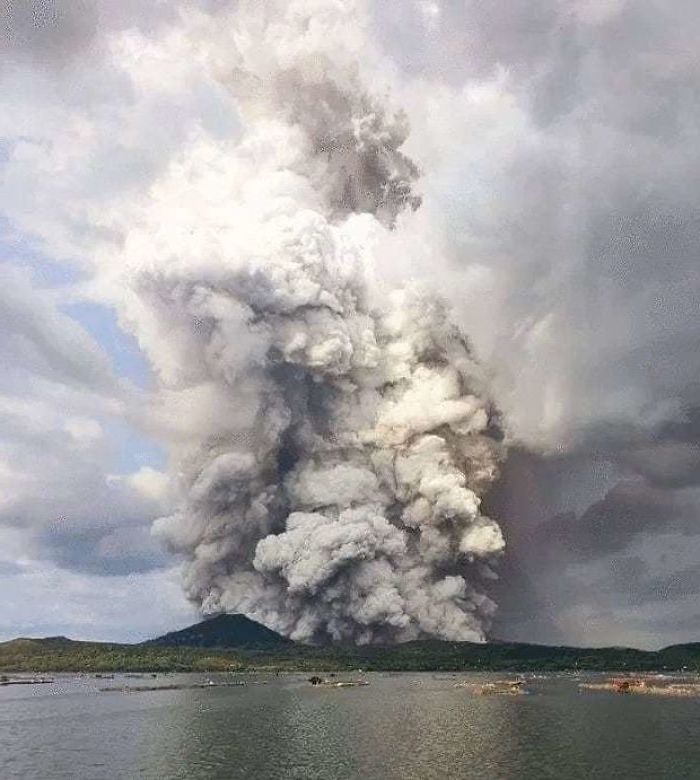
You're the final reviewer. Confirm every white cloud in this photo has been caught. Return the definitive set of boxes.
[1,0,700,646]
[0,555,196,643]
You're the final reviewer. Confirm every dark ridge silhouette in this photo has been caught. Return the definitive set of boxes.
[144,614,292,649]
[3,618,700,673]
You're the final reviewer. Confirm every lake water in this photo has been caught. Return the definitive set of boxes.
[2,672,699,779]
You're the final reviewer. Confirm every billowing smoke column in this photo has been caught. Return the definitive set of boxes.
[121,0,507,643]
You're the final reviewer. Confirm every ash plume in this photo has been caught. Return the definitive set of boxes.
[121,0,508,643]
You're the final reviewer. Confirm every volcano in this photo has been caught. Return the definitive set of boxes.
[146,614,291,649]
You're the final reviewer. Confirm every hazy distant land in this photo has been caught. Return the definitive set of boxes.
[2,615,699,674]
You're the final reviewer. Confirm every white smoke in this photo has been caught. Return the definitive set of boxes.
[98,0,507,643]
[3,0,700,648]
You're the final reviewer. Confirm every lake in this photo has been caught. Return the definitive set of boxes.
[2,672,699,779]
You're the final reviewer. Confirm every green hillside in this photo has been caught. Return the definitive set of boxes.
[2,618,700,673]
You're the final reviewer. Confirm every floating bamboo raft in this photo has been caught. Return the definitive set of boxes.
[579,677,700,697]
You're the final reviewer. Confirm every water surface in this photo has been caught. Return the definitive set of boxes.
[2,672,698,779]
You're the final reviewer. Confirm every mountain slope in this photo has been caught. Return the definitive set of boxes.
[145,614,291,649]
[2,629,700,673]
[659,643,700,666]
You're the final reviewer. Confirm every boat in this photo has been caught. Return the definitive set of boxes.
[579,676,700,697]
[308,676,369,688]
[0,676,54,686]
[456,679,528,696]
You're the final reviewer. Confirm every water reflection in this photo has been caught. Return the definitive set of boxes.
[3,673,700,779]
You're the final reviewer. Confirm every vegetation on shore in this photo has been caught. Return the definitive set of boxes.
[2,634,700,674]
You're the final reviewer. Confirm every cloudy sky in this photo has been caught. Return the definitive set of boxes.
[1,0,700,649]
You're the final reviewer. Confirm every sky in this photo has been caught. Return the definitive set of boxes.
[1,0,700,649]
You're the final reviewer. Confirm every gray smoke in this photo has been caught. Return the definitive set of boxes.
[3,0,700,648]
[115,0,509,643]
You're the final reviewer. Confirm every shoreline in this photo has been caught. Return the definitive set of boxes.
[2,634,700,675]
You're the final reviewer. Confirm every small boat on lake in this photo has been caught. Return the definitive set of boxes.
[456,679,528,696]
[0,676,54,686]
[479,680,527,696]
[308,676,369,688]
[579,676,700,697]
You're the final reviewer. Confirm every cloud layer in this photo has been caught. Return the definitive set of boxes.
[1,0,700,646]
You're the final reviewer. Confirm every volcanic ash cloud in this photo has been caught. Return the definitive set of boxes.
[127,0,507,643]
